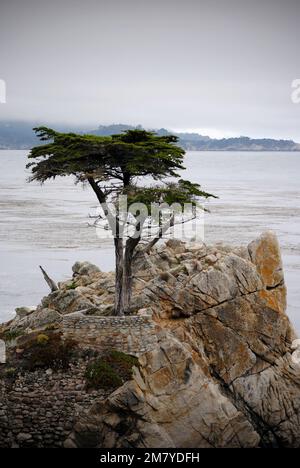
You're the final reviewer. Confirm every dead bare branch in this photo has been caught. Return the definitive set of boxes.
[39,266,58,292]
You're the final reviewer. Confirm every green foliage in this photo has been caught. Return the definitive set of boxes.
[20,332,76,371]
[44,323,60,331]
[28,128,216,215]
[36,334,49,345]
[125,179,216,210]
[66,281,77,290]
[2,329,24,342]
[109,349,139,368]
[85,360,123,390]
[4,367,17,379]
[27,128,185,185]
[85,350,139,390]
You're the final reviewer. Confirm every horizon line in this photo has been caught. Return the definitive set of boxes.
[0,119,298,143]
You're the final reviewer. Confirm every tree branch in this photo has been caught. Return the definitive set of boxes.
[87,177,118,234]
[39,266,58,292]
[135,213,175,257]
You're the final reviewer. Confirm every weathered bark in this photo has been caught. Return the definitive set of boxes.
[39,266,58,292]
[114,237,139,316]
[114,237,124,316]
[121,217,144,313]
[121,240,136,313]
[121,254,132,314]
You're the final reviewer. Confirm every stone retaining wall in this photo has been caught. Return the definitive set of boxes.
[0,314,160,447]
[0,360,101,448]
[62,314,159,356]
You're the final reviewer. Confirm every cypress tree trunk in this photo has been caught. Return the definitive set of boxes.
[87,178,126,316]
[114,237,124,316]
[121,235,140,314]
[114,239,135,316]
[121,247,134,314]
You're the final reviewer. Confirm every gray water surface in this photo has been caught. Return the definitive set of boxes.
[0,150,299,333]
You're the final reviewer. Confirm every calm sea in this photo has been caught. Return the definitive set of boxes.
[1,150,300,334]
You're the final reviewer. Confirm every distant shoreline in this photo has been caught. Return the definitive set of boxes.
[2,148,300,153]
[1,122,299,152]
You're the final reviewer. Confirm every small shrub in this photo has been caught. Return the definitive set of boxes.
[20,332,77,371]
[36,334,49,345]
[4,367,17,379]
[66,281,77,290]
[44,323,60,331]
[3,329,23,341]
[85,350,139,391]
[109,350,139,370]
[85,360,123,390]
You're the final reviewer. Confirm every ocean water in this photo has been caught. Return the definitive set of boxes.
[0,150,300,334]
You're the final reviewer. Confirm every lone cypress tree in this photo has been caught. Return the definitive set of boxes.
[28,128,215,315]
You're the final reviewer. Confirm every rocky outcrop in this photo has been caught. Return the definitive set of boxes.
[1,231,300,448]
[65,331,260,448]
[248,231,287,313]
[65,232,300,448]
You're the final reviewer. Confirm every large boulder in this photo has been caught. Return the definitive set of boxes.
[9,308,62,332]
[72,261,101,277]
[248,231,287,313]
[40,289,95,315]
[15,307,36,319]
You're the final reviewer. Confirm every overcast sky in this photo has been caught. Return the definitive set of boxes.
[0,0,300,140]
